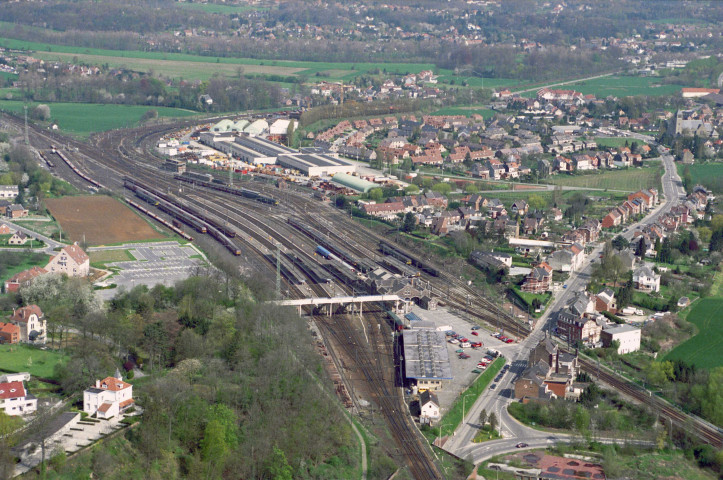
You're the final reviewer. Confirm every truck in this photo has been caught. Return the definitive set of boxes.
[621,307,637,316]
[487,348,500,357]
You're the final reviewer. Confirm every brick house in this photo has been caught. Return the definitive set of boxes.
[4,266,47,293]
[0,322,20,344]
[521,262,553,293]
[7,204,28,219]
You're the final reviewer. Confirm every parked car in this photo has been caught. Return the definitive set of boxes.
[459,353,470,359]
[445,330,456,336]
[490,383,497,390]
[472,369,482,374]
[460,337,469,343]
[505,338,514,344]
[471,326,481,330]
[449,338,459,344]
[471,342,482,348]
[471,331,479,336]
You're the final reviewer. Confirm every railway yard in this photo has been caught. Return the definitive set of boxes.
[4,111,721,478]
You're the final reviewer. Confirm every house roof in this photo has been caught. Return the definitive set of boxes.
[97,402,113,413]
[0,322,20,336]
[97,376,132,392]
[0,381,26,399]
[7,267,47,286]
[10,305,43,323]
[56,244,89,265]
[420,390,439,407]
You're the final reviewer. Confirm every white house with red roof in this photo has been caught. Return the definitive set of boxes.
[0,380,37,416]
[45,243,89,277]
[83,371,134,419]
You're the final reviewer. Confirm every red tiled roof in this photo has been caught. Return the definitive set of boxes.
[97,402,113,413]
[0,322,20,336]
[7,266,47,285]
[119,398,135,408]
[10,305,43,323]
[0,381,25,399]
[98,377,132,392]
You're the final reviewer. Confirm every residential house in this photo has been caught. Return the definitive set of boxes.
[0,223,11,235]
[0,185,19,199]
[0,381,37,416]
[361,201,406,220]
[83,371,134,419]
[4,266,47,293]
[633,264,660,292]
[45,243,90,277]
[521,262,553,293]
[601,325,641,354]
[0,322,20,344]
[556,292,603,346]
[546,243,584,273]
[9,305,46,344]
[419,390,440,421]
[595,288,617,314]
[514,336,579,401]
[510,200,528,216]
[7,204,28,219]
[8,231,29,245]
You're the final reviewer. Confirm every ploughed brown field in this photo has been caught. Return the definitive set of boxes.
[45,195,165,245]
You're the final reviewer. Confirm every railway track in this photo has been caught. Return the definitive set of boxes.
[576,356,722,448]
[317,310,443,480]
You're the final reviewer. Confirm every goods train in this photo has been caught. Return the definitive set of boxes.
[54,148,104,190]
[287,217,377,273]
[379,240,440,277]
[174,172,278,205]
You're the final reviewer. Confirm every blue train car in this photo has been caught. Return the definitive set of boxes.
[316,245,333,259]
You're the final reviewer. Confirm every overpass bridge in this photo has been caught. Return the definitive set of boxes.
[275,294,406,315]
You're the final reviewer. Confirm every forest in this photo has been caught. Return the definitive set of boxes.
[0,267,369,479]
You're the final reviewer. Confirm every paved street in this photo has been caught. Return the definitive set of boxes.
[1,219,65,254]
[443,144,681,462]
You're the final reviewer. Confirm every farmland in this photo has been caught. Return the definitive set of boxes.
[45,196,166,245]
[0,101,197,137]
[0,344,69,380]
[545,166,663,192]
[677,162,723,194]
[664,298,723,369]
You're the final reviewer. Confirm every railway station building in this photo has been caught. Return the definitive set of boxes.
[402,329,452,392]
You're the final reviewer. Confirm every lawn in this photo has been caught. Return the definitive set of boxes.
[616,450,718,480]
[594,137,649,149]
[0,251,50,285]
[0,101,198,137]
[175,2,267,14]
[439,357,505,437]
[545,166,662,192]
[88,249,135,267]
[0,344,69,380]
[664,297,723,369]
[677,162,723,194]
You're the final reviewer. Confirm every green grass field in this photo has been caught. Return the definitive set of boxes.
[519,75,684,98]
[546,166,662,192]
[0,344,69,379]
[677,162,723,194]
[594,137,649,149]
[0,101,198,137]
[664,298,723,369]
[175,2,267,14]
[1,252,50,285]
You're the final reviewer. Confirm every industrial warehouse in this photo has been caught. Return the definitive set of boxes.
[199,126,356,176]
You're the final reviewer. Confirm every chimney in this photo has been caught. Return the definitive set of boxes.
[555,350,559,374]
[95,379,100,388]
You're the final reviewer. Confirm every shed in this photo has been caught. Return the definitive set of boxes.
[331,173,377,193]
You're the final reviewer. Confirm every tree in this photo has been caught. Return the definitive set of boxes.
[464,183,479,194]
[369,188,383,202]
[265,446,293,480]
[404,184,420,194]
[617,279,633,309]
[286,120,296,147]
[431,182,452,196]
[528,193,547,211]
[401,212,416,233]
[32,104,51,121]
[479,409,487,427]
[611,235,629,251]
[488,412,498,433]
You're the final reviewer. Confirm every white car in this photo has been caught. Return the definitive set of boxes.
[449,338,459,344]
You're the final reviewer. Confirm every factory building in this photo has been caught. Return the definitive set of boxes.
[276,153,356,177]
[402,329,452,392]
[331,173,377,193]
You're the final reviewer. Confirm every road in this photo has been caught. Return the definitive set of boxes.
[443,142,683,462]
[1,219,65,254]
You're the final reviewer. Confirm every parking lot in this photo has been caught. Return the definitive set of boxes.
[407,306,521,410]
[93,241,205,299]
